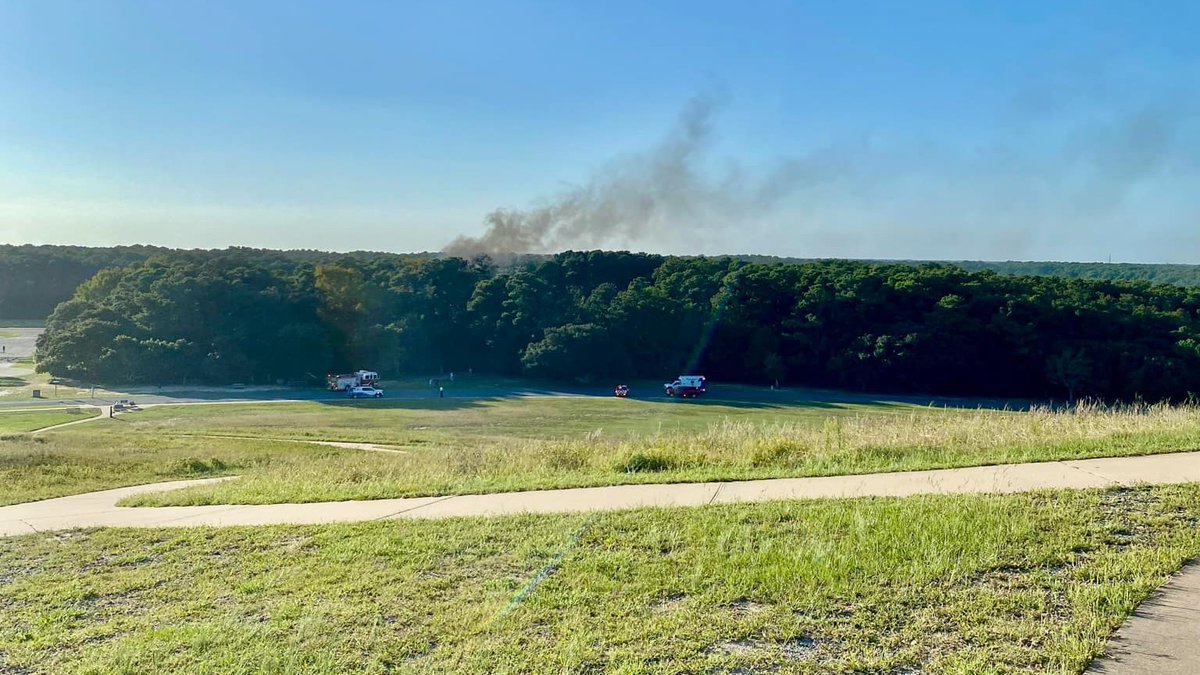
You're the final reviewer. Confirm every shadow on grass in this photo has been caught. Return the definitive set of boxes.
[312,397,495,411]
[0,376,27,387]
[62,375,1040,413]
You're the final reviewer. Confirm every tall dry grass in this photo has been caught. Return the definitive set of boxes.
[128,402,1200,505]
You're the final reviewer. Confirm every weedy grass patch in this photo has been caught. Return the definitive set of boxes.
[2,486,1199,673]
[0,408,96,435]
[126,401,1200,506]
[4,397,1199,507]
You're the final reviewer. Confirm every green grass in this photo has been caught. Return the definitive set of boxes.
[0,397,1191,507]
[0,408,97,434]
[0,433,259,507]
[95,394,917,442]
[0,369,124,405]
[2,486,1199,673]
[124,400,1198,506]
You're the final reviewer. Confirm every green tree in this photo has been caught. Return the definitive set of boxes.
[1045,348,1094,402]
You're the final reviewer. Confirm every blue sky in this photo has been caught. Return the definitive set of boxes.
[2,0,1198,261]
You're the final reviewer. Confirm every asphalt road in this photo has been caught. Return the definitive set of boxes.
[1,325,1038,411]
[0,327,39,401]
[0,380,1040,413]
[0,326,39,359]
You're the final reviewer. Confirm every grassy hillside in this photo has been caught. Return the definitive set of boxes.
[4,486,1200,673]
[6,395,1199,507]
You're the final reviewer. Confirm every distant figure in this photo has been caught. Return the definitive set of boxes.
[428,378,433,386]
[439,386,444,398]
[449,371,454,382]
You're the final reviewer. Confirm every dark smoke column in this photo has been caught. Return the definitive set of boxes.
[442,90,815,259]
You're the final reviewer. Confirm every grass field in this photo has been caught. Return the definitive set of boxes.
[0,396,1194,507]
[2,485,1199,673]
[0,407,97,434]
[0,370,118,403]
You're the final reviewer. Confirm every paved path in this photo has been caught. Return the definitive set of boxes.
[1087,562,1200,674]
[29,405,108,434]
[0,327,38,402]
[3,450,1200,536]
[182,434,409,454]
[3,450,1199,672]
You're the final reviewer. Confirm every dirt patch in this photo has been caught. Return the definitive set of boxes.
[707,635,821,660]
[728,598,768,616]
[780,636,818,660]
[708,639,761,656]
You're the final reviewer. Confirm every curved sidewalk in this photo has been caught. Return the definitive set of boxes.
[3,450,1200,536]
[1087,561,1200,675]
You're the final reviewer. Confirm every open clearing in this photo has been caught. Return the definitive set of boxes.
[0,326,40,398]
[2,486,1199,673]
[0,408,97,435]
[5,381,1200,672]
[3,450,1200,535]
[6,396,1191,507]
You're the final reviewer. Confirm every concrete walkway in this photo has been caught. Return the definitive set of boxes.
[3,450,1200,536]
[181,434,410,454]
[30,405,108,434]
[1087,561,1200,674]
[3,451,1199,672]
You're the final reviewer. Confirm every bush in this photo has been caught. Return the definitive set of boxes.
[172,457,228,474]
[619,452,676,473]
[750,441,799,467]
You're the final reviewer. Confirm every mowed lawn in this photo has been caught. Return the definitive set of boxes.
[1,394,1197,507]
[89,392,926,442]
[0,408,97,434]
[3,486,1200,674]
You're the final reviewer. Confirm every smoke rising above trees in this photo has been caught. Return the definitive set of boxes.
[444,77,1199,263]
[443,92,824,258]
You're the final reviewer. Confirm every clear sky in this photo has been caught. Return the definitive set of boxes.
[2,0,1198,262]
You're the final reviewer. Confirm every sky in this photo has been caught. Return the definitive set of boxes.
[1,0,1198,262]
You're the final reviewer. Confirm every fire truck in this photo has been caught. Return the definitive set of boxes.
[327,370,379,391]
[663,375,706,398]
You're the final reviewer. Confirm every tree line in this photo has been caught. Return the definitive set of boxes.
[0,244,428,320]
[33,249,1200,401]
[8,244,1200,322]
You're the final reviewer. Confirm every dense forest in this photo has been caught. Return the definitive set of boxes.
[741,256,1200,287]
[7,244,1200,321]
[33,249,1200,401]
[7,246,1200,321]
[950,260,1200,287]
[0,245,431,319]
[0,245,163,320]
